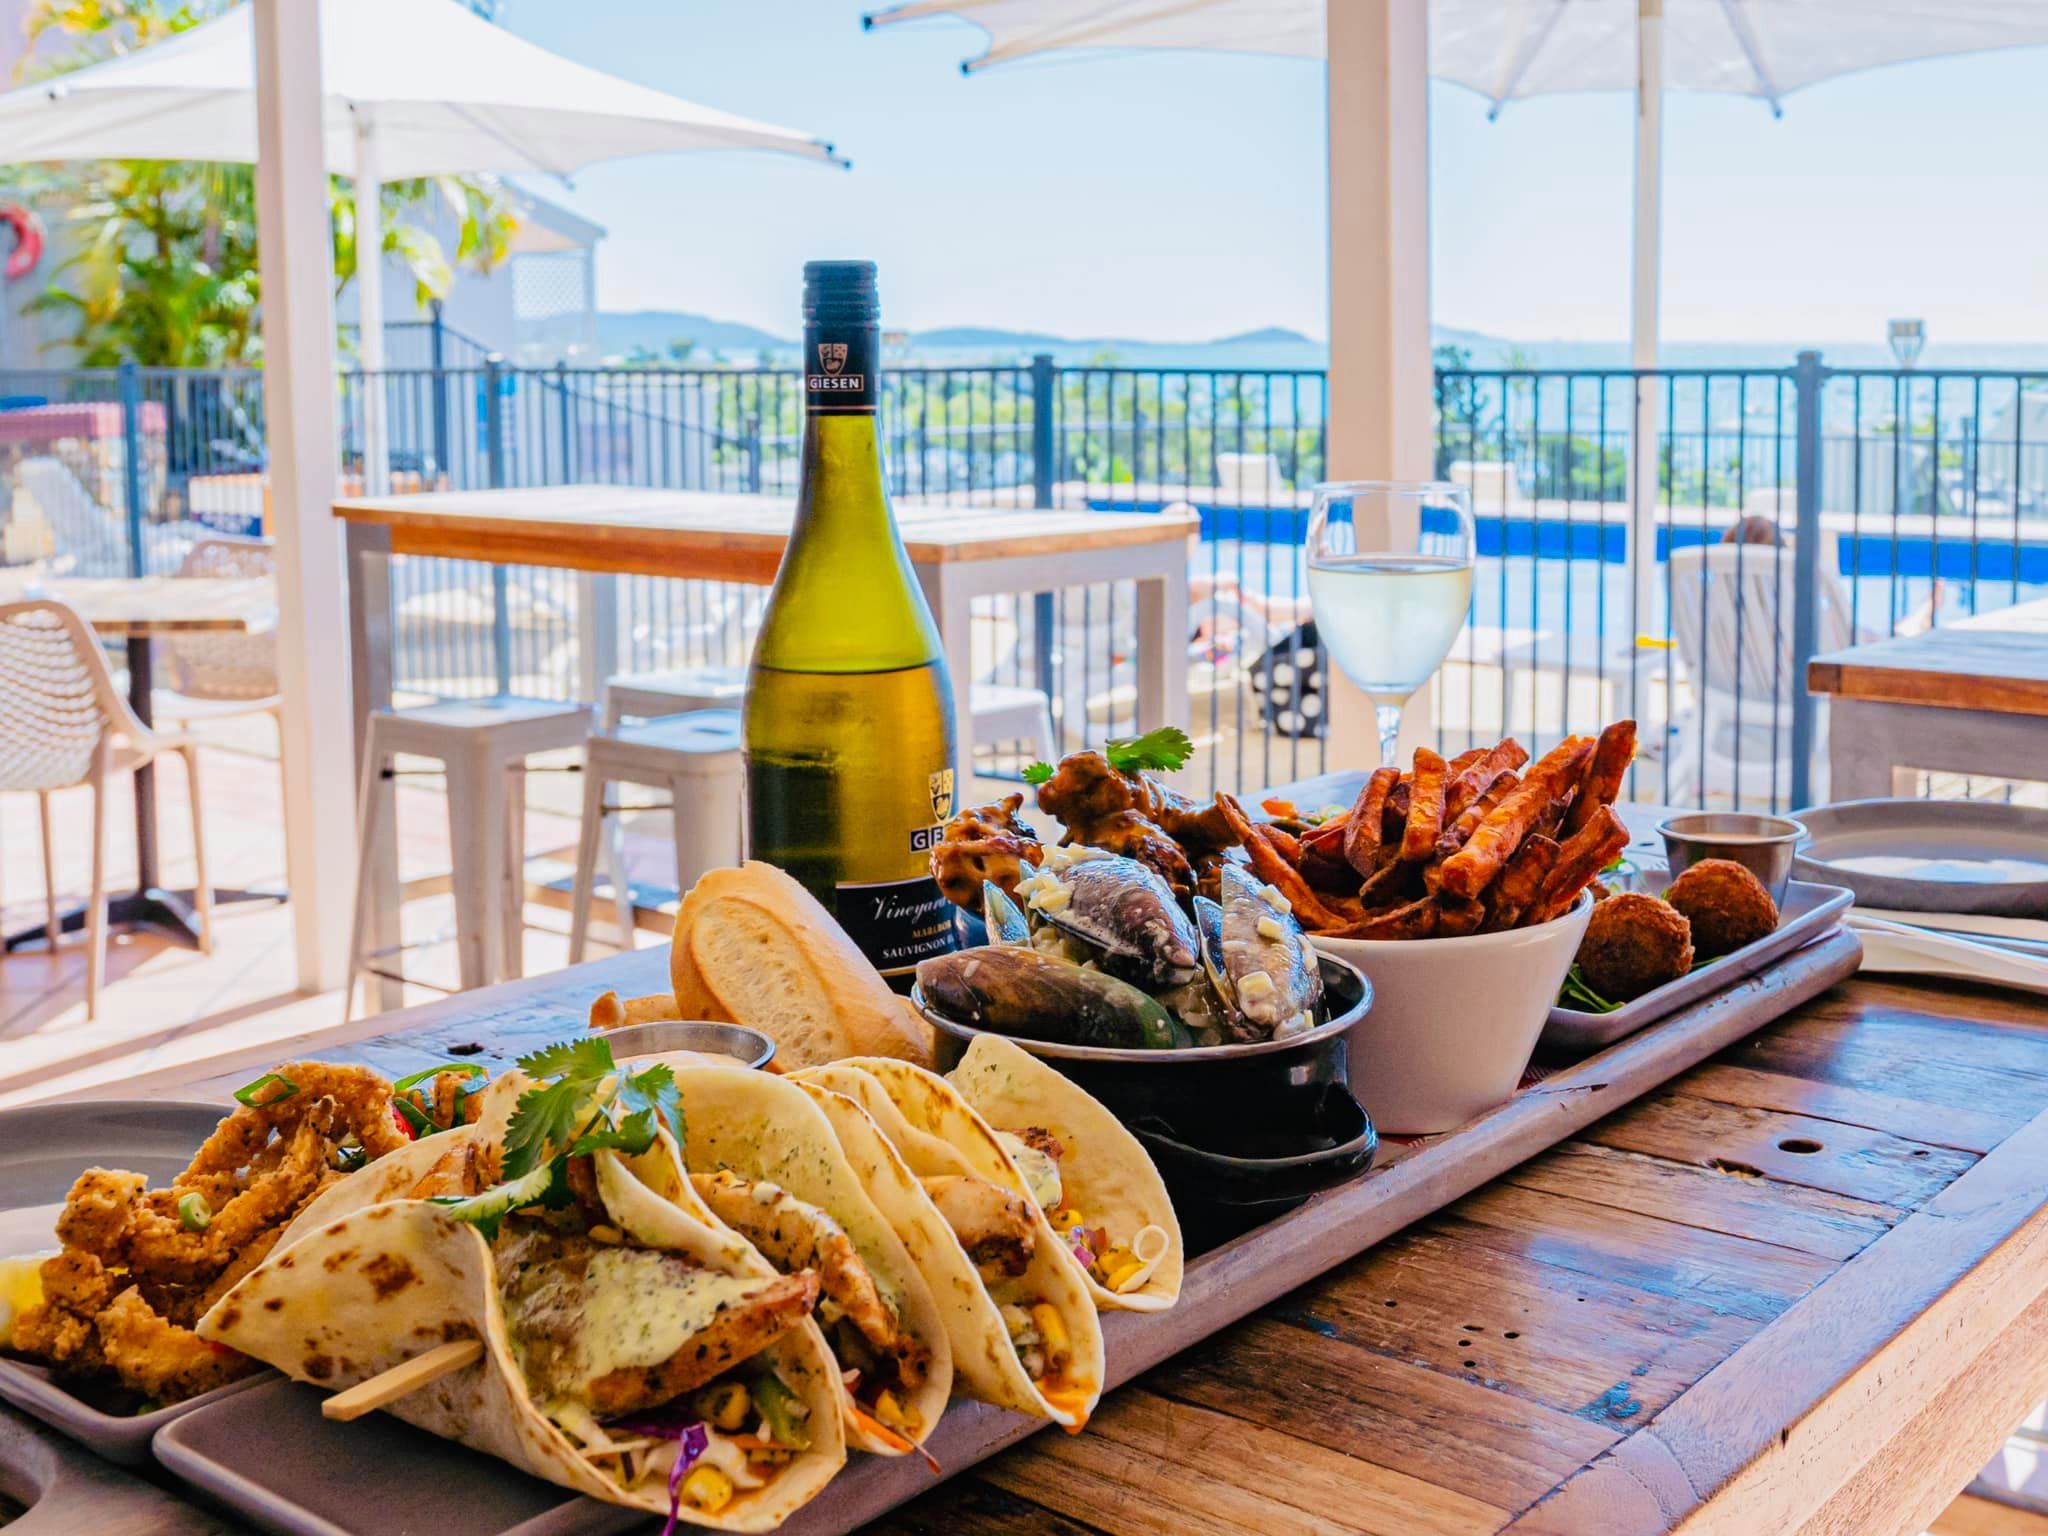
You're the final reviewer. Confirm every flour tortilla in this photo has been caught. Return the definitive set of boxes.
[655,1063,953,1453]
[199,1082,845,1531]
[944,1035,1182,1312]
[791,1065,1104,1429]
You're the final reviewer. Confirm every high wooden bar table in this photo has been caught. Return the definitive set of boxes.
[1808,595,2048,799]
[333,485,1199,785]
[25,793,2048,1534]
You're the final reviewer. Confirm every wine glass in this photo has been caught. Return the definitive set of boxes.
[1306,481,1476,769]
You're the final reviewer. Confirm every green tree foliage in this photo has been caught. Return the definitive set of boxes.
[9,0,516,365]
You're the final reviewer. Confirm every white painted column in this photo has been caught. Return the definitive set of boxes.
[254,0,356,992]
[1628,0,1665,728]
[1323,0,1434,768]
[352,117,391,496]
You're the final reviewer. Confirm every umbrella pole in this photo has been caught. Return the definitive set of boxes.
[354,118,391,496]
[1628,0,1664,739]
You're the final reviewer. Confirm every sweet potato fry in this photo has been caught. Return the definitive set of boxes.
[1301,815,1349,851]
[1300,841,1359,893]
[1434,737,1593,901]
[1481,834,1559,931]
[1437,769,1518,859]
[1384,779,1412,837]
[1399,749,1447,862]
[1446,746,1488,777]
[1436,895,1486,936]
[1334,893,1439,941]
[1442,738,1529,822]
[1214,795,1345,930]
[1261,822,1304,865]
[1528,804,1631,926]
[1356,851,1418,910]
[1561,720,1638,837]
[1341,767,1400,877]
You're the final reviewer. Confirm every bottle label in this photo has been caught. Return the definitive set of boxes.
[836,874,958,969]
[805,323,878,415]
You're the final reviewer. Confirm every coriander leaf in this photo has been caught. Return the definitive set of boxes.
[567,1107,658,1160]
[501,1075,590,1180]
[1103,725,1193,776]
[618,1064,683,1149]
[516,1036,613,1081]
[1022,761,1055,785]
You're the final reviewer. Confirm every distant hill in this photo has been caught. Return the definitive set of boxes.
[594,309,790,358]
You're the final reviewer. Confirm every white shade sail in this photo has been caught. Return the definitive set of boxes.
[868,0,2048,112]
[0,0,843,175]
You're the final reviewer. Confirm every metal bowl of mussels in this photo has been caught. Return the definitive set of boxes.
[912,848,1374,1157]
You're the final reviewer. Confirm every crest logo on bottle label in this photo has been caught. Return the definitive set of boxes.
[928,768,956,823]
[818,342,848,375]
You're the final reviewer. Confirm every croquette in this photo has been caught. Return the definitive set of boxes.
[1664,858,1778,958]
[1574,892,1694,1001]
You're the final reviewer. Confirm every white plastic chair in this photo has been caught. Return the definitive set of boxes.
[13,457,202,576]
[0,599,212,1017]
[1665,542,1852,806]
[156,536,282,753]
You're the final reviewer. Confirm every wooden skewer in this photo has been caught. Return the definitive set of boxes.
[320,1338,483,1422]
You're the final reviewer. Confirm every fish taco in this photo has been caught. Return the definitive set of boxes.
[201,1054,846,1532]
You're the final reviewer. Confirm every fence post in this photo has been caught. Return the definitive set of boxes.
[483,353,513,696]
[117,361,147,577]
[1029,354,1059,725]
[1788,349,1825,810]
[428,299,451,481]
[745,411,762,494]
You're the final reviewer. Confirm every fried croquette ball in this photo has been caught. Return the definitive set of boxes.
[1574,892,1694,1001]
[1665,858,1779,958]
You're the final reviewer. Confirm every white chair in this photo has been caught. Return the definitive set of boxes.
[1665,541,1852,806]
[13,457,203,576]
[344,696,592,1014]
[155,535,282,749]
[568,709,743,961]
[1215,452,1289,503]
[0,599,212,1018]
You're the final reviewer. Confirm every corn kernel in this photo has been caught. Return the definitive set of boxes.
[693,1380,750,1432]
[874,1389,919,1433]
[1105,1261,1146,1292]
[1029,1302,1071,1367]
[682,1465,734,1513]
[1049,1207,1084,1233]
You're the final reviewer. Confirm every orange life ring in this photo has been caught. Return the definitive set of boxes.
[1,204,43,281]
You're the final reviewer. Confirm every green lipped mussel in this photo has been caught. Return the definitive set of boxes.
[914,945,1180,1050]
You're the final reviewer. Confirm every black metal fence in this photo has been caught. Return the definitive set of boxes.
[4,350,2046,806]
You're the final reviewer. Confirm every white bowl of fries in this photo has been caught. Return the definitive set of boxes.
[1312,890,1592,1135]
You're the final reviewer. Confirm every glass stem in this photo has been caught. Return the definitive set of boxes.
[1375,703,1403,769]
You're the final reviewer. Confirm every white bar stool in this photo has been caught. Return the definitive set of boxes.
[346,696,592,1013]
[569,708,743,961]
[602,664,747,730]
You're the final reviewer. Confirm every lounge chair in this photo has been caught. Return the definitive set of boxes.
[12,456,203,577]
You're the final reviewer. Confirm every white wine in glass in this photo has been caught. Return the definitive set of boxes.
[1306,482,1476,767]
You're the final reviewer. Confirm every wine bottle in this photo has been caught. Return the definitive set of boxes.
[743,261,960,970]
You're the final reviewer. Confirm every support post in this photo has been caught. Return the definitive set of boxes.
[1030,352,1057,715]
[428,297,451,482]
[483,353,512,695]
[116,360,146,577]
[253,0,356,993]
[1628,0,1665,734]
[1788,349,1825,810]
[1324,0,1433,767]
[352,117,390,496]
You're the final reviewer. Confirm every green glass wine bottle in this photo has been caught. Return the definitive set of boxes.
[743,260,960,969]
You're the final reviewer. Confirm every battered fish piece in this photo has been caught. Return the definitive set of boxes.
[1575,892,1694,1001]
[494,1226,818,1418]
[94,1288,253,1403]
[1665,859,1779,959]
[690,1171,928,1393]
[921,1174,1036,1282]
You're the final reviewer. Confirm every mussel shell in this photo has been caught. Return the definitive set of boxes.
[1215,862,1325,1033]
[982,880,1032,946]
[1041,854,1201,989]
[915,946,1179,1051]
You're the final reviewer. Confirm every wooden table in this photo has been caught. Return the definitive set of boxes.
[1808,595,2048,799]
[333,486,1200,785]
[0,574,278,952]
[22,788,2048,1534]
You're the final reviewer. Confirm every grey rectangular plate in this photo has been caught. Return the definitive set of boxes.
[1541,874,1855,1054]
[0,1098,272,1465]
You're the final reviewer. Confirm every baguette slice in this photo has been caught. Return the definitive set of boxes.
[670,861,934,1069]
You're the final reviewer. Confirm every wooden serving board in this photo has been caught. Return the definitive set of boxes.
[150,926,1862,1536]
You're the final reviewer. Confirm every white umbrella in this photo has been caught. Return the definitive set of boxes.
[0,0,845,483]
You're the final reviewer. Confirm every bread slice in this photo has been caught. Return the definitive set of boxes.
[670,862,933,1069]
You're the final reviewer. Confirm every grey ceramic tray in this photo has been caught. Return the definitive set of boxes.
[1792,797,2048,919]
[0,1099,271,1466]
[1541,873,1855,1054]
[142,930,1868,1536]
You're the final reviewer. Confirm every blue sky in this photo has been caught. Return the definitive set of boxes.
[504,1,2048,350]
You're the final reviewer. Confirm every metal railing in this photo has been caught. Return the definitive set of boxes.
[6,350,2047,806]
